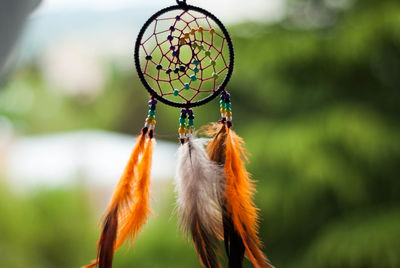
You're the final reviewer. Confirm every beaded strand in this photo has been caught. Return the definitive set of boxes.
[220,91,232,125]
[144,98,157,131]
[178,108,194,144]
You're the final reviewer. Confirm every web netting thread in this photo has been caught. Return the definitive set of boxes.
[140,9,230,104]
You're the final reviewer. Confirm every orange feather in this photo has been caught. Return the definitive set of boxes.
[224,128,273,268]
[114,138,154,248]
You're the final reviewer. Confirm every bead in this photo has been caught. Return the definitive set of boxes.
[146,118,152,123]
[179,38,186,45]
[225,103,231,109]
[174,67,179,74]
[178,128,185,134]
[193,67,199,73]
[220,108,226,113]
[173,89,179,96]
[198,27,203,32]
[148,115,155,120]
[179,65,186,72]
[198,45,204,51]
[172,51,179,57]
[226,112,232,117]
[184,33,190,39]
[150,120,156,126]
[184,83,190,90]
[188,110,193,116]
[180,114,187,119]
[180,109,187,114]
[145,55,152,60]
[225,92,231,99]
[145,122,151,129]
[190,29,196,35]
[176,15,181,20]
[190,74,197,81]
[170,26,175,31]
[205,50,211,57]
[193,59,199,66]
[209,28,215,34]
[167,35,173,41]
[156,64,162,70]
[149,104,156,110]
[170,45,175,50]
[179,118,186,124]
[188,115,194,120]
[148,110,156,116]
[148,99,157,105]
[188,119,194,126]
[212,72,219,79]
[219,100,225,105]
[166,68,172,74]
[210,60,216,66]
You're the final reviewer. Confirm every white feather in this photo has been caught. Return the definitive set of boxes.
[175,137,224,237]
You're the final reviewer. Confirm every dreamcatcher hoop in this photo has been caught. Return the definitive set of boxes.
[134,0,234,108]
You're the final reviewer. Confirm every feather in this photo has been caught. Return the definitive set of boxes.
[224,128,273,268]
[84,129,155,268]
[175,137,224,268]
[114,137,154,248]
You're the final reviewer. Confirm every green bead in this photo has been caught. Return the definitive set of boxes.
[148,115,155,120]
[188,119,194,126]
[184,83,190,90]
[148,110,156,116]
[192,42,198,48]
[173,89,179,96]
[210,60,216,66]
[225,108,231,113]
[190,74,197,81]
[212,72,219,79]
[193,67,199,73]
[193,60,199,66]
[179,123,185,128]
[205,50,211,57]
[179,118,186,124]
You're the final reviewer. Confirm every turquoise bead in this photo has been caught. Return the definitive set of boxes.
[193,60,199,66]
[190,74,197,81]
[184,83,190,90]
[220,100,225,105]
[193,67,199,73]
[173,89,179,96]
[148,110,156,116]
[188,119,194,126]
[179,118,186,124]
[225,103,231,109]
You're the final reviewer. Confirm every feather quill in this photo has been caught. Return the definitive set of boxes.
[175,137,224,268]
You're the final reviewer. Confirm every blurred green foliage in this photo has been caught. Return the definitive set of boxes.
[1,0,400,267]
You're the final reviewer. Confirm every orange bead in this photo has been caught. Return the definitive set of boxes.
[179,38,186,45]
[150,120,156,126]
[209,28,215,34]
[198,27,203,32]
[226,112,232,117]
[190,29,196,35]
[184,33,190,39]
[178,128,185,134]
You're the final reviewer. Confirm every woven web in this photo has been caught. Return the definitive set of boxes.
[139,9,230,104]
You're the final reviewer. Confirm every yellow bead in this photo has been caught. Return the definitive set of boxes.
[226,112,232,117]
[190,29,196,35]
[145,118,152,123]
[184,33,190,39]
[150,120,156,126]
[178,128,185,134]
[220,108,226,113]
[179,38,186,45]
[209,28,215,34]
[198,27,203,32]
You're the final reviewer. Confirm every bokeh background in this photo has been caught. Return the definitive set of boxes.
[1,0,400,267]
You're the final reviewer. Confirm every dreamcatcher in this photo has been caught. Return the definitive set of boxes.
[84,1,273,267]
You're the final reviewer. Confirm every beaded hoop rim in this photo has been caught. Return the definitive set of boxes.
[134,3,234,108]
